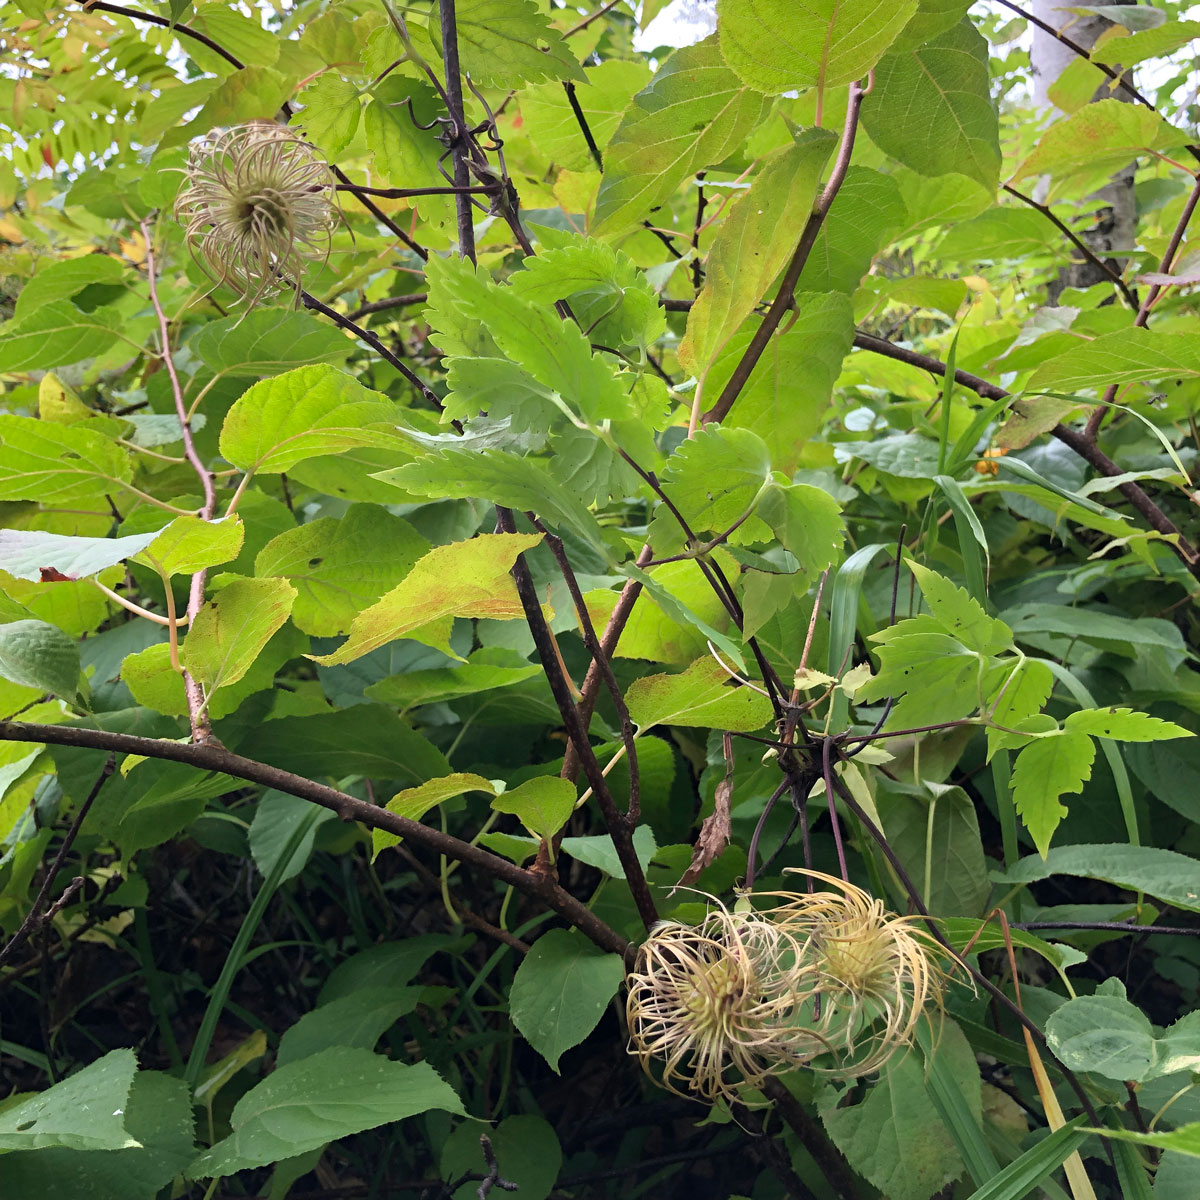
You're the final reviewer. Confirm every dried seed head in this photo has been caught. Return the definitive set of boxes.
[758,871,952,1076]
[173,122,337,309]
[625,902,829,1105]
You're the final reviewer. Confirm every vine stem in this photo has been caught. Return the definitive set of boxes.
[702,74,870,426]
[0,721,630,958]
[142,219,217,743]
[438,0,477,265]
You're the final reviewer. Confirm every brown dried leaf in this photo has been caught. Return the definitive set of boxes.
[677,774,733,889]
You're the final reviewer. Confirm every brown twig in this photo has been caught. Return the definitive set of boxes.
[0,756,115,968]
[1001,183,1137,308]
[702,75,869,425]
[438,0,477,265]
[0,722,630,957]
[142,221,217,742]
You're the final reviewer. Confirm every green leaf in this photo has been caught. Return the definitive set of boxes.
[863,19,1000,189]
[364,649,543,710]
[310,533,541,666]
[1011,730,1095,857]
[374,772,499,856]
[491,776,577,839]
[593,37,770,239]
[648,425,772,553]
[997,844,1200,913]
[797,167,907,294]
[817,1020,979,1200]
[0,300,125,372]
[239,706,451,789]
[963,1117,1089,1200]
[1029,329,1200,395]
[428,0,584,89]
[255,505,429,637]
[0,414,132,505]
[0,1049,138,1151]
[187,1049,464,1179]
[520,60,652,172]
[562,824,657,879]
[0,524,168,581]
[626,656,773,733]
[188,5,280,69]
[12,255,125,320]
[907,561,1012,654]
[248,791,336,882]
[716,0,917,94]
[138,517,245,578]
[757,481,846,580]
[680,132,835,375]
[181,577,297,695]
[1092,21,1200,66]
[509,233,665,350]
[441,1115,562,1200]
[1046,995,1200,1083]
[1095,1123,1200,1159]
[1013,99,1193,199]
[276,987,423,1068]
[190,310,351,377]
[0,619,80,699]
[1064,707,1192,742]
[166,67,291,148]
[508,929,624,1072]
[715,293,855,472]
[1002,602,1183,657]
[364,81,454,227]
[219,365,409,474]
[295,73,360,157]
[380,449,615,563]
[0,1072,196,1200]
[986,659,1054,761]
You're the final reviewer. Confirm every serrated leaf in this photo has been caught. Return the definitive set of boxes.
[138,517,245,578]
[1029,328,1200,395]
[1013,99,1193,200]
[1063,707,1192,742]
[1011,731,1096,857]
[0,414,133,505]
[255,504,428,637]
[364,80,454,227]
[1091,20,1200,67]
[220,364,409,474]
[0,619,80,699]
[181,577,297,695]
[428,0,584,89]
[520,60,652,171]
[593,37,770,239]
[717,0,917,94]
[0,525,168,581]
[863,19,1000,190]
[12,255,125,320]
[758,481,845,580]
[0,1049,138,1151]
[986,658,1054,761]
[295,73,360,157]
[509,233,665,350]
[509,930,624,1072]
[310,533,541,666]
[491,776,577,839]
[188,5,279,69]
[0,300,125,371]
[907,561,1012,654]
[626,656,773,733]
[187,1050,463,1179]
[190,310,351,377]
[681,132,834,375]
[374,773,499,856]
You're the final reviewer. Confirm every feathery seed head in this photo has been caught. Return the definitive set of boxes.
[173,122,337,309]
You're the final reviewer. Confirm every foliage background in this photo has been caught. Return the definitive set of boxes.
[3,0,1200,1197]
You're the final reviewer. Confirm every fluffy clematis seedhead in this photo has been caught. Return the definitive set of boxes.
[757,870,953,1077]
[625,900,829,1105]
[174,122,337,309]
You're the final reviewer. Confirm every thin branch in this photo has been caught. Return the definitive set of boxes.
[494,510,658,932]
[850,331,1200,581]
[563,80,603,170]
[142,220,217,742]
[1015,921,1199,937]
[0,722,630,957]
[336,183,496,198]
[438,0,477,264]
[563,0,623,37]
[347,292,428,322]
[703,76,869,426]
[994,0,1160,114]
[1001,183,1138,308]
[1086,174,1200,439]
[0,756,115,968]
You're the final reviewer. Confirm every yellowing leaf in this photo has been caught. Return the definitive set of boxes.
[310,533,542,667]
[626,657,773,733]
